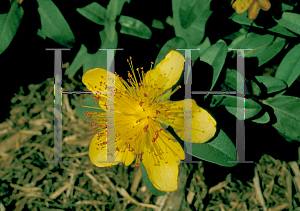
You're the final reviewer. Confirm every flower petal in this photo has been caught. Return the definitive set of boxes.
[83,68,111,92]
[142,129,184,192]
[144,50,184,93]
[82,68,125,110]
[165,99,217,143]
[89,130,135,167]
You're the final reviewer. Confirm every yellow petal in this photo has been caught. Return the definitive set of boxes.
[165,99,217,143]
[144,50,184,93]
[82,68,125,110]
[142,130,184,192]
[89,130,135,167]
[83,68,113,92]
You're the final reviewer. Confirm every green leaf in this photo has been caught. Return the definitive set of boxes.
[277,131,294,142]
[37,28,47,39]
[100,27,118,50]
[224,69,250,95]
[69,27,118,77]
[185,129,237,167]
[172,0,212,47]
[228,34,247,50]
[275,43,300,87]
[200,40,227,91]
[68,44,88,78]
[83,53,103,75]
[210,95,262,120]
[105,20,116,41]
[197,37,211,56]
[225,27,247,43]
[0,2,24,54]
[82,49,106,74]
[262,96,300,142]
[140,161,166,196]
[107,0,130,21]
[116,0,131,17]
[179,0,198,29]
[188,37,211,71]
[152,19,164,30]
[76,2,106,25]
[230,33,285,67]
[154,37,187,69]
[76,95,105,122]
[83,29,118,74]
[251,80,262,97]
[281,3,294,11]
[255,76,287,94]
[275,12,300,35]
[252,110,270,124]
[106,0,119,21]
[118,16,152,39]
[231,12,297,37]
[37,0,75,48]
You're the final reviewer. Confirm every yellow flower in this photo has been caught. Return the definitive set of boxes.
[82,50,217,192]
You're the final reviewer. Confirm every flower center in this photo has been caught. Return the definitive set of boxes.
[134,105,147,118]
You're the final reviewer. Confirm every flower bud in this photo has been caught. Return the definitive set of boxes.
[232,0,254,14]
[248,0,260,23]
[257,0,271,11]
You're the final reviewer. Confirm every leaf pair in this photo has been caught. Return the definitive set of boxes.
[77,2,152,40]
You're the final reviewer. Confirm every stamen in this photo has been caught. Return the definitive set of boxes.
[157,85,181,104]
[150,61,154,70]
